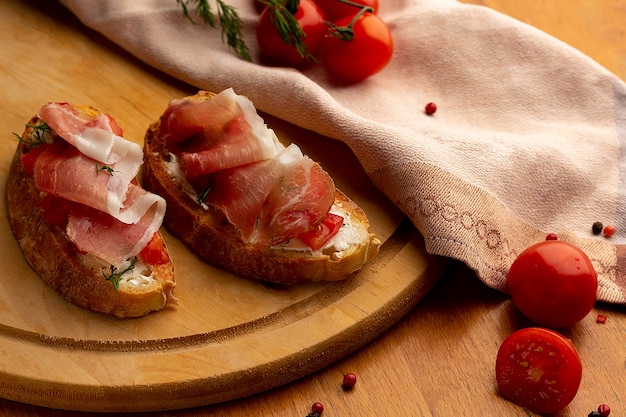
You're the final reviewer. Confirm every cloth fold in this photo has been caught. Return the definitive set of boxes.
[59,0,626,303]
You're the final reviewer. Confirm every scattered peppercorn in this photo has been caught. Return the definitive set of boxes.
[306,413,320,417]
[596,313,608,324]
[598,403,611,416]
[603,225,617,238]
[545,233,558,240]
[589,412,602,417]
[342,372,357,390]
[311,402,324,414]
[592,221,604,235]
[424,102,437,115]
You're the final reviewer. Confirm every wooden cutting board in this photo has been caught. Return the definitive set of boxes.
[0,0,447,412]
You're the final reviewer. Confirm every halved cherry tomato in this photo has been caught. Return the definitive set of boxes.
[321,12,393,83]
[21,143,49,176]
[298,212,344,250]
[496,327,582,414]
[40,194,73,227]
[508,240,597,328]
[256,0,328,67]
[314,0,379,21]
[139,233,170,265]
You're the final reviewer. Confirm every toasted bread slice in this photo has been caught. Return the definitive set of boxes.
[143,91,380,284]
[6,111,176,318]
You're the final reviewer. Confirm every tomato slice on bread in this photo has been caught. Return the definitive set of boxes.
[495,327,582,414]
[298,212,344,250]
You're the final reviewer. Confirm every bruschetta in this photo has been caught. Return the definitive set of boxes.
[142,89,380,284]
[6,103,176,318]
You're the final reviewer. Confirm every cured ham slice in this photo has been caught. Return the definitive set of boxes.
[35,103,166,267]
[39,102,139,166]
[66,184,165,267]
[161,88,283,177]
[204,144,335,247]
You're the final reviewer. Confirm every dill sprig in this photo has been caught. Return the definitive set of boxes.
[196,184,213,205]
[13,122,51,146]
[176,0,314,62]
[177,0,251,61]
[258,0,316,62]
[103,257,137,291]
[95,163,119,176]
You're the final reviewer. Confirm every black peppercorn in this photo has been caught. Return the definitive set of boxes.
[592,221,603,235]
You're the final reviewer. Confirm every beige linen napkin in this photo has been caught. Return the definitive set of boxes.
[59,0,626,304]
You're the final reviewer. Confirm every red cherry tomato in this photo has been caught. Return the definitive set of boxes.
[256,0,327,67]
[253,0,266,14]
[314,0,379,21]
[508,240,597,328]
[321,12,393,83]
[496,327,582,414]
[298,212,344,250]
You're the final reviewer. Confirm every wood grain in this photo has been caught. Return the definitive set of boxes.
[0,0,625,416]
[0,0,444,412]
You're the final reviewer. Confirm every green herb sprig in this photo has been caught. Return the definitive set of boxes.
[95,163,120,176]
[103,257,137,290]
[13,122,51,146]
[177,0,314,62]
[177,0,251,61]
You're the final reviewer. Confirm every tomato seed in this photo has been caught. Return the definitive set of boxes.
[311,402,324,414]
[603,225,617,238]
[424,102,437,115]
[342,372,357,390]
[598,403,611,416]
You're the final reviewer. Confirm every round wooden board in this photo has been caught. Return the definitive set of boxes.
[0,0,448,412]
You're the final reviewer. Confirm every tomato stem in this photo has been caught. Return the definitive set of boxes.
[327,0,374,41]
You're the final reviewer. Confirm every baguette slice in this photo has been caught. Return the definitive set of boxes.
[143,90,381,284]
[6,108,176,318]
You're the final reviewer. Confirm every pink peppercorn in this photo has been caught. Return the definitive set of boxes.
[598,403,611,416]
[596,314,608,324]
[545,233,558,240]
[603,225,617,238]
[424,102,437,115]
[342,372,357,390]
[311,402,324,414]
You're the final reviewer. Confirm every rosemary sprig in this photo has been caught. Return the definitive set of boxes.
[103,257,137,291]
[177,0,251,61]
[13,122,51,146]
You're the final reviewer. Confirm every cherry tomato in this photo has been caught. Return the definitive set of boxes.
[508,240,597,328]
[314,0,379,21]
[256,0,327,67]
[496,327,582,414]
[298,212,344,250]
[253,0,266,14]
[321,12,393,83]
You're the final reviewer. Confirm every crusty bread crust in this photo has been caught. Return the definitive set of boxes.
[143,91,380,284]
[6,115,176,318]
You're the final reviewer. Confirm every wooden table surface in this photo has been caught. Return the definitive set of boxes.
[2,0,626,416]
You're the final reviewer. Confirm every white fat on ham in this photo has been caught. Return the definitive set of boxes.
[222,88,285,160]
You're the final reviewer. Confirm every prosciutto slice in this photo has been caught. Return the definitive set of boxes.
[162,88,284,177]
[36,103,166,267]
[66,184,165,267]
[205,144,335,247]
